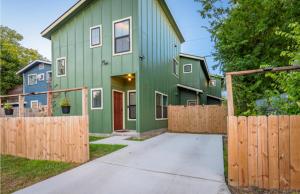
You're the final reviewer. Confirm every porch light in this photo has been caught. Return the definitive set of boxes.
[128,77,132,82]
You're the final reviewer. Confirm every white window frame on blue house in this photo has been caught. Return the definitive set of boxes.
[90,25,103,48]
[28,74,37,85]
[30,100,39,109]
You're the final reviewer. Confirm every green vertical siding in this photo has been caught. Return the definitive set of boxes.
[51,0,139,134]
[137,0,181,132]
[208,77,222,98]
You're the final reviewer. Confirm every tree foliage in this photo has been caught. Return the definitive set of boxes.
[0,26,45,95]
[196,0,300,115]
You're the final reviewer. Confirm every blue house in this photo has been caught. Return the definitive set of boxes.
[17,60,52,108]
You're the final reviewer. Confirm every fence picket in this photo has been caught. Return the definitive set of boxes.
[0,116,88,163]
[290,115,300,189]
[168,105,227,134]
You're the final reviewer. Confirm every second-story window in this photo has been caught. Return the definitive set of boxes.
[56,57,66,77]
[183,64,192,73]
[113,17,131,55]
[90,25,102,48]
[28,74,37,85]
[173,59,179,77]
[210,79,217,87]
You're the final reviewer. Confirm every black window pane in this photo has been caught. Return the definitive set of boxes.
[58,59,65,75]
[115,36,130,53]
[163,96,168,118]
[156,94,162,119]
[129,105,136,119]
[92,90,102,108]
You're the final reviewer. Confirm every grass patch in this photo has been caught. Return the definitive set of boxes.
[1,144,126,194]
[126,137,148,141]
[89,144,127,160]
[0,155,76,194]
[89,135,107,142]
[223,136,228,182]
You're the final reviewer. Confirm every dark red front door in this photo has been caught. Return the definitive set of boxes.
[113,91,123,131]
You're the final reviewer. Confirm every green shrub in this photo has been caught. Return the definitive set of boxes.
[4,103,13,110]
[59,98,71,107]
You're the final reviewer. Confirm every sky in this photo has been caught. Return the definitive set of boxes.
[1,0,220,75]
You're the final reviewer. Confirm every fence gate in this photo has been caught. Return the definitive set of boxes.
[168,105,227,134]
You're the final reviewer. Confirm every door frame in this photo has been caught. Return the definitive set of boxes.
[112,89,125,131]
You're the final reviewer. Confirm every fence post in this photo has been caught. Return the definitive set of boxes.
[82,88,88,116]
[226,74,234,116]
[47,91,52,116]
[81,87,89,161]
[18,95,24,116]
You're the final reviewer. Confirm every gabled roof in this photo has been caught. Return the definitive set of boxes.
[16,60,51,75]
[41,0,185,43]
[180,53,210,80]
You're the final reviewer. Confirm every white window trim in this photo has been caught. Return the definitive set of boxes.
[31,100,39,108]
[127,90,136,121]
[56,57,67,77]
[210,79,217,87]
[187,100,197,106]
[172,58,179,78]
[28,74,37,85]
[155,91,168,121]
[46,71,52,82]
[38,73,45,81]
[112,16,133,56]
[91,88,103,110]
[90,25,103,48]
[183,64,193,73]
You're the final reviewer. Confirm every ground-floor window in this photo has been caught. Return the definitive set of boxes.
[155,91,168,120]
[127,90,136,120]
[31,100,39,109]
[91,88,103,110]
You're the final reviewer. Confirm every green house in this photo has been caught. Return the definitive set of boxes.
[41,0,223,135]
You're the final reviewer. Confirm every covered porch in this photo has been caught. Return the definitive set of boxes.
[111,73,136,133]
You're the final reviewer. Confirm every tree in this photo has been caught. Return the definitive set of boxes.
[196,0,300,115]
[0,26,45,95]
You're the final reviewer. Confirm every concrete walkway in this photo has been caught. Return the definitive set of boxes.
[15,133,230,194]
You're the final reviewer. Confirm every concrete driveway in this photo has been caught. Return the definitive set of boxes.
[15,133,230,194]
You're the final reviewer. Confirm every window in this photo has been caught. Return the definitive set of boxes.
[91,88,103,110]
[127,90,136,120]
[38,73,44,81]
[28,74,37,85]
[183,64,192,73]
[39,63,44,69]
[90,25,102,48]
[31,100,39,109]
[113,17,132,55]
[56,57,66,77]
[173,59,179,76]
[46,71,52,83]
[210,79,217,87]
[155,91,168,120]
[187,100,197,106]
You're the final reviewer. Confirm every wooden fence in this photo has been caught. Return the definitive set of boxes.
[0,116,89,163]
[0,87,89,163]
[228,115,300,190]
[168,105,227,134]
